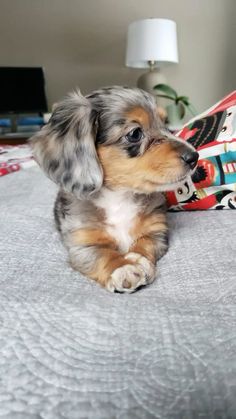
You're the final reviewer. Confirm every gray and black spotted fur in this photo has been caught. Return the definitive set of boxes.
[31,90,103,199]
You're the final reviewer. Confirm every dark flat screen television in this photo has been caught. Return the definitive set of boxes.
[0,67,48,114]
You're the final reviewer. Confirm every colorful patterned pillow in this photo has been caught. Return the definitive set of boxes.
[166,91,236,210]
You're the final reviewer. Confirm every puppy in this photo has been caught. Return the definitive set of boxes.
[30,86,198,293]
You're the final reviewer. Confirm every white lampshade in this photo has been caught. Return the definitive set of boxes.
[126,18,179,68]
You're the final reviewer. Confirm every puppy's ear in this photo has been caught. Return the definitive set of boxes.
[30,90,103,199]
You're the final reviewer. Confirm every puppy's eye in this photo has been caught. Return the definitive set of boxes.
[126,127,143,142]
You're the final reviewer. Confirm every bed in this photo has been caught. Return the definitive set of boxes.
[0,158,235,418]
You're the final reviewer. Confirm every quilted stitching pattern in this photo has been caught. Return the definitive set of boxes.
[0,167,236,418]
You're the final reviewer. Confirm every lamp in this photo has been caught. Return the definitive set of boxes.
[126,18,179,93]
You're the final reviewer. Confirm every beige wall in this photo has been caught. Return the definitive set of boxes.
[0,0,235,114]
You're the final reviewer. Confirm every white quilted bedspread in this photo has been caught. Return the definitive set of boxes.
[0,166,236,419]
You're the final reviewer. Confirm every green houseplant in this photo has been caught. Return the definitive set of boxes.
[153,83,196,128]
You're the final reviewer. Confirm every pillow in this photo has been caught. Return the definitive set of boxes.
[166,91,236,210]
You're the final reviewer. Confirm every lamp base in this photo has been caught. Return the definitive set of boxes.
[137,69,166,94]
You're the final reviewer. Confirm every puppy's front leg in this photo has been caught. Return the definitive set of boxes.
[67,229,149,293]
[126,212,169,286]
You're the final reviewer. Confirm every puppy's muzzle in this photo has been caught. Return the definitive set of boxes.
[181,151,199,170]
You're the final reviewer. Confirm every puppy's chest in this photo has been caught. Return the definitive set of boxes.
[95,191,139,253]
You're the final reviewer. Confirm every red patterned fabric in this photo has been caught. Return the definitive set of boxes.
[166,91,236,210]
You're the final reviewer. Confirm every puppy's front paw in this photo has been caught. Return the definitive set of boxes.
[106,253,156,293]
[125,252,156,285]
[107,264,147,293]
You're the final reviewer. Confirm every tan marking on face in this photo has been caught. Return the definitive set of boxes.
[156,106,167,123]
[125,106,150,128]
[97,142,186,192]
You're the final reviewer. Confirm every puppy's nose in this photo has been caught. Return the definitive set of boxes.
[181,151,199,169]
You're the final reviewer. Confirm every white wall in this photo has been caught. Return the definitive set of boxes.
[0,0,235,113]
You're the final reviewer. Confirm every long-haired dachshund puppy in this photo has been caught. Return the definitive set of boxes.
[30,86,198,293]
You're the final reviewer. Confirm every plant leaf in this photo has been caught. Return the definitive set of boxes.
[177,96,190,106]
[178,102,186,118]
[153,83,178,99]
[154,93,175,101]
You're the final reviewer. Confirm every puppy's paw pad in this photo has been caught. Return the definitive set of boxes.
[125,252,156,284]
[107,264,147,293]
